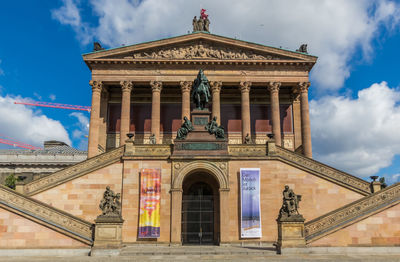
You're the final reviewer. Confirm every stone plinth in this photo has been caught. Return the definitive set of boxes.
[191,109,211,129]
[276,215,306,254]
[173,109,228,157]
[93,216,124,248]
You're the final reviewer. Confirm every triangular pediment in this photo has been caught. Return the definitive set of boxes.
[83,32,317,62]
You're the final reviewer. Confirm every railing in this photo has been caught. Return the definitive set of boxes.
[0,185,93,244]
[24,146,125,196]
[304,183,400,242]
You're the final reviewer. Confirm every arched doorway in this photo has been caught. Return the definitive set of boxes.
[181,172,220,245]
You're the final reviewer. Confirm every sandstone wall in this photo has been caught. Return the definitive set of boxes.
[120,160,171,243]
[227,160,364,242]
[32,162,123,222]
[310,203,400,246]
[0,207,88,248]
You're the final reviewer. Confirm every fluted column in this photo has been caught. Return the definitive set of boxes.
[180,81,192,121]
[119,81,133,146]
[88,80,103,158]
[299,82,312,158]
[150,81,162,144]
[210,81,222,125]
[268,82,282,146]
[239,81,251,143]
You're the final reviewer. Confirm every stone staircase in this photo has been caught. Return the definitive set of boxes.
[0,184,93,245]
[305,183,400,243]
[119,244,276,257]
[274,146,371,195]
[23,146,125,196]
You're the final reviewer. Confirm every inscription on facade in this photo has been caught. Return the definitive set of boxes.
[181,143,224,150]
[193,117,209,126]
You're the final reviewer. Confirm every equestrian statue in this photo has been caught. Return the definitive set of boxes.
[192,69,211,110]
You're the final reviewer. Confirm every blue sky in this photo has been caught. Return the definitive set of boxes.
[0,0,399,184]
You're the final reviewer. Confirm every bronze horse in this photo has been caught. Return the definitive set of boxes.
[192,69,211,110]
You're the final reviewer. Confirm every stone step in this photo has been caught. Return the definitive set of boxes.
[120,245,276,256]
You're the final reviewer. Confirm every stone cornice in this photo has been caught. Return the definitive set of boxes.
[305,183,400,243]
[24,146,124,196]
[0,185,93,244]
[83,32,317,62]
[85,58,315,68]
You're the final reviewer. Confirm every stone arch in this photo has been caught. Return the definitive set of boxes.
[173,161,229,190]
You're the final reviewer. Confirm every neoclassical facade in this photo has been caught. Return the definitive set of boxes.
[0,31,398,254]
[83,33,315,158]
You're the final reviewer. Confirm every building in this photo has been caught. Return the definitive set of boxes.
[0,23,398,255]
[0,140,87,184]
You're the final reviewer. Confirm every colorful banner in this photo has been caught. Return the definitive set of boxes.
[138,168,161,238]
[240,168,262,238]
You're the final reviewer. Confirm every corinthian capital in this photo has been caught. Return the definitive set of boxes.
[89,80,103,92]
[120,81,133,92]
[150,81,163,92]
[239,81,251,93]
[298,82,310,93]
[267,82,281,93]
[179,81,192,93]
[210,81,222,92]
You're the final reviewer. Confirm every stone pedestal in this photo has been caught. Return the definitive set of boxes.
[173,109,228,157]
[276,215,306,254]
[93,216,124,248]
[191,109,211,129]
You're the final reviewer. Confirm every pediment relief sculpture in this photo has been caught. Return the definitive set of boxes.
[130,42,292,60]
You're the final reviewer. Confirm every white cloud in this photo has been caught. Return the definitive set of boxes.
[51,0,400,91]
[310,82,400,177]
[0,95,71,147]
[69,112,89,149]
[49,94,56,101]
[51,0,93,44]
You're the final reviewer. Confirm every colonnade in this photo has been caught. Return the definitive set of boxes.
[88,80,312,159]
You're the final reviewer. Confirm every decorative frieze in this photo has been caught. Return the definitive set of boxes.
[131,43,288,60]
[228,144,267,157]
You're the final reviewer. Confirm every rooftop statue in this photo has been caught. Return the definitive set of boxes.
[93,42,105,51]
[176,116,194,140]
[192,9,210,33]
[296,44,308,54]
[192,69,211,110]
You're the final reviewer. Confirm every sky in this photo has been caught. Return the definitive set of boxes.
[0,0,400,184]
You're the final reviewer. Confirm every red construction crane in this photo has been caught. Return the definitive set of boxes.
[0,135,42,150]
[14,101,91,112]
